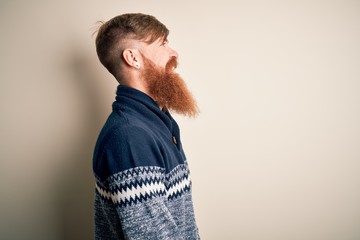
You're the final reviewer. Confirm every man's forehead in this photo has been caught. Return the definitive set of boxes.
[144,35,167,43]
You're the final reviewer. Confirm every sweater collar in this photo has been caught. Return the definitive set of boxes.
[113,85,174,130]
[115,85,160,110]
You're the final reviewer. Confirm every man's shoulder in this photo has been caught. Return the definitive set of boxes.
[93,111,164,180]
[99,110,156,144]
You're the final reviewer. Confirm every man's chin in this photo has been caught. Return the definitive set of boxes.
[141,55,199,118]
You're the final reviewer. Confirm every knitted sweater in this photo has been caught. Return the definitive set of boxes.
[93,85,200,240]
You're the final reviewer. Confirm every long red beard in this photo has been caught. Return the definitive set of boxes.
[141,55,199,118]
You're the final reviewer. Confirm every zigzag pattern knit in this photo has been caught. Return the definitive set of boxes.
[93,85,200,239]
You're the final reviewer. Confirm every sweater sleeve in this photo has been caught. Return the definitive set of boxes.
[94,126,184,240]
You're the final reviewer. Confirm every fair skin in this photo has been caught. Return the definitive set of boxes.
[120,38,178,95]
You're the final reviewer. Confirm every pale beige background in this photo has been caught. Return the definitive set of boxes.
[1,1,360,239]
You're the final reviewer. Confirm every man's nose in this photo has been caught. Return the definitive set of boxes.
[169,47,178,58]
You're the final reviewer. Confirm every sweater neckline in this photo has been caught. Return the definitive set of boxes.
[116,85,159,109]
[114,84,175,131]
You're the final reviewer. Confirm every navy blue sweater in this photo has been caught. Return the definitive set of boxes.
[93,85,199,239]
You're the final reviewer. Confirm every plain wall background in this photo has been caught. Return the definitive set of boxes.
[1,1,360,239]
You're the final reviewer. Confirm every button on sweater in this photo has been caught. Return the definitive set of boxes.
[93,85,200,240]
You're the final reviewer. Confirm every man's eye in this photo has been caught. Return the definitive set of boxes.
[161,40,168,46]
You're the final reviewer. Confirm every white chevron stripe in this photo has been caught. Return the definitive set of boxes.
[166,176,191,198]
[96,184,112,200]
[96,182,166,204]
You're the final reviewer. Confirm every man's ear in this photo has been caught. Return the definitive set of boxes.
[122,49,141,69]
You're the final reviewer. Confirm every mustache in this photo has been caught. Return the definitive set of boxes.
[165,56,178,72]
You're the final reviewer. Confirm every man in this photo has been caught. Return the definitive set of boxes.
[93,13,200,239]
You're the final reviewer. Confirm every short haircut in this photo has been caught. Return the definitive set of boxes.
[95,13,169,79]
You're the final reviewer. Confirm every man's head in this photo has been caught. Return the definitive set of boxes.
[95,13,198,117]
[96,13,173,80]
